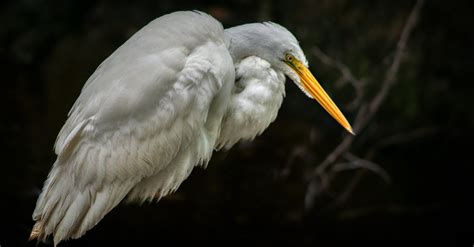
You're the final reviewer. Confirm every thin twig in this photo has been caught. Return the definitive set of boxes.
[305,0,425,209]
[312,46,364,89]
[311,46,366,108]
[331,126,436,205]
[332,169,367,205]
[338,153,391,183]
[366,126,438,159]
[368,0,424,118]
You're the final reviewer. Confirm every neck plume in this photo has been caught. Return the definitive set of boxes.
[216,56,286,150]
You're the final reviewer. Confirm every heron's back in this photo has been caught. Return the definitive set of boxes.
[31,11,235,244]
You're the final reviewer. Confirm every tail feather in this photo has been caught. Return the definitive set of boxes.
[53,191,90,243]
[30,165,135,245]
[29,221,43,241]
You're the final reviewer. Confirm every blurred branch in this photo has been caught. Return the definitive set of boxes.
[366,0,425,122]
[280,144,307,178]
[333,153,391,184]
[311,46,365,89]
[336,202,441,220]
[366,126,438,159]
[330,126,436,206]
[311,46,366,109]
[305,0,425,211]
[332,169,367,206]
[280,127,318,179]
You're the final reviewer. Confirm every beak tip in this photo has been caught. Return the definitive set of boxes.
[346,126,356,135]
[296,64,356,137]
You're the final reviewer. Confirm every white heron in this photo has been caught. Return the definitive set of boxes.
[30,10,353,244]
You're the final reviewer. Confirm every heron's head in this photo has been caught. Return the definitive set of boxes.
[226,22,353,134]
[249,22,354,134]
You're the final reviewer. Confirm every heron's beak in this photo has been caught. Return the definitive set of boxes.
[287,59,354,135]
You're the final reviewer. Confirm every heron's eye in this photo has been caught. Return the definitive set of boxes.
[285,54,295,63]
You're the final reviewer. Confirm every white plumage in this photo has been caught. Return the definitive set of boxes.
[217,56,285,149]
[31,10,353,245]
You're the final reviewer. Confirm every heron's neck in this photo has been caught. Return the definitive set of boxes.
[216,56,286,150]
[224,25,273,63]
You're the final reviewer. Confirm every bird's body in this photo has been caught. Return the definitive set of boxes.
[31,11,353,245]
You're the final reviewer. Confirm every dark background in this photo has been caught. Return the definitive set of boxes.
[1,0,473,246]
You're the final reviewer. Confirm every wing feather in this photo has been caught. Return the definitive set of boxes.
[31,11,234,244]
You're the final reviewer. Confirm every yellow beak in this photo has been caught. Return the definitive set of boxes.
[287,58,354,135]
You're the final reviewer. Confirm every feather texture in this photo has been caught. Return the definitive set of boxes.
[31,11,234,244]
[31,9,310,245]
[216,56,286,149]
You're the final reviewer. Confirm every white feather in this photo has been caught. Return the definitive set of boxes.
[31,10,313,245]
[216,56,286,150]
[32,11,234,244]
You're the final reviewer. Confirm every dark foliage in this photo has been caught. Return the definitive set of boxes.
[1,0,472,246]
